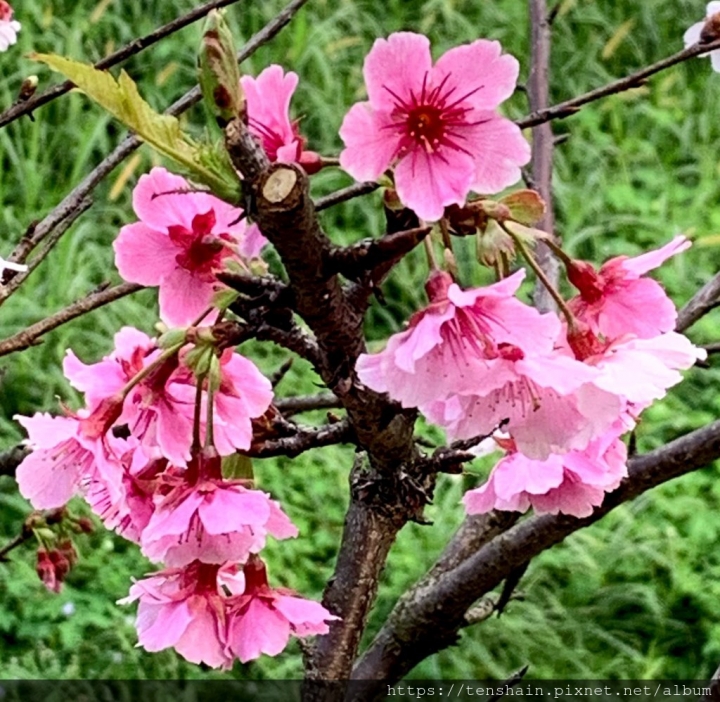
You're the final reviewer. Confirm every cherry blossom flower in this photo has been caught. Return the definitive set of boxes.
[684,2,720,72]
[226,557,337,663]
[241,65,321,172]
[141,454,297,566]
[15,407,126,510]
[463,429,628,518]
[0,2,20,52]
[567,236,690,340]
[119,561,239,668]
[113,168,267,327]
[339,32,530,221]
[357,269,620,459]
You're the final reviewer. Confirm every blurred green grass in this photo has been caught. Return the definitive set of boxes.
[1,0,720,681]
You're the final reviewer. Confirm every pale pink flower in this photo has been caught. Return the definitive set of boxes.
[241,65,321,172]
[463,429,628,518]
[357,269,619,459]
[15,405,126,510]
[226,557,337,663]
[339,32,530,221]
[113,167,267,326]
[684,2,720,72]
[567,236,690,340]
[119,561,238,669]
[0,2,20,52]
[141,455,297,567]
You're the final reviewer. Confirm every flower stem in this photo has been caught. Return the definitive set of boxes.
[502,222,576,330]
[422,221,440,271]
[120,343,184,399]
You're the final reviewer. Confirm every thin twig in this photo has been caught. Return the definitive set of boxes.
[247,419,352,458]
[0,282,143,358]
[0,0,245,129]
[315,181,380,212]
[274,393,342,416]
[0,532,30,561]
[517,38,720,129]
[0,445,30,477]
[677,271,720,332]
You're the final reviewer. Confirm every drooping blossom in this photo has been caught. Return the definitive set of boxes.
[684,2,720,72]
[225,556,337,663]
[339,32,530,221]
[119,561,240,668]
[567,236,690,339]
[141,452,297,566]
[241,65,321,172]
[463,429,628,518]
[15,406,126,510]
[357,270,620,459]
[113,167,267,326]
[0,2,20,52]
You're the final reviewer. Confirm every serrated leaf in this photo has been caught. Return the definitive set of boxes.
[32,53,241,203]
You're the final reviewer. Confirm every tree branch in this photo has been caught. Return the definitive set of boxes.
[314,181,380,212]
[354,419,720,686]
[516,38,720,129]
[247,419,352,458]
[677,271,720,332]
[274,393,342,416]
[0,282,143,358]
[0,445,30,478]
[527,0,559,313]
[0,0,245,128]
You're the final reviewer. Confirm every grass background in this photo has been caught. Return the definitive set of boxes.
[1,0,720,681]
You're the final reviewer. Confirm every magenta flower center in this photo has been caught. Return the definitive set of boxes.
[385,73,485,157]
[168,210,231,279]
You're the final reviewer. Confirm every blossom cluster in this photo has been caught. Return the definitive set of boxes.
[14,65,337,667]
[0,1,20,52]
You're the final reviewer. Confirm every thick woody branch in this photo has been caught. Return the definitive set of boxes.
[677,271,720,332]
[0,282,143,358]
[0,0,244,128]
[354,419,720,685]
[517,38,720,129]
[325,226,430,281]
[0,445,30,478]
[225,122,422,682]
[247,419,352,458]
[528,0,559,313]
[216,271,292,307]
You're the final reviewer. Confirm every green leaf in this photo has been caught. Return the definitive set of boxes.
[31,53,241,203]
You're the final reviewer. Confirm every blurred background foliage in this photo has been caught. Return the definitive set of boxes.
[0,0,720,681]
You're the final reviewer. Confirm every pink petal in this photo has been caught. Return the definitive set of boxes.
[492,452,565,499]
[684,22,704,47]
[16,413,78,449]
[265,500,299,539]
[394,146,475,222]
[339,103,399,182]
[239,223,268,260]
[113,222,178,286]
[615,235,690,277]
[16,446,82,509]
[229,599,291,662]
[174,599,229,668]
[274,595,335,635]
[433,40,519,111]
[136,600,192,652]
[198,487,271,534]
[158,267,217,327]
[363,32,432,112]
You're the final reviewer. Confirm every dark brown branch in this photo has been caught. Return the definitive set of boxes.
[353,419,720,685]
[0,0,311,301]
[0,282,143,358]
[0,532,31,561]
[528,0,559,313]
[0,0,245,129]
[216,271,292,307]
[702,342,720,355]
[314,181,380,212]
[274,393,341,416]
[677,271,720,332]
[516,38,720,129]
[247,419,352,458]
[0,445,30,478]
[325,226,430,281]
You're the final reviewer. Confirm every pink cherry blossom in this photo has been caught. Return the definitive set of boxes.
[463,430,628,518]
[15,406,126,510]
[0,2,20,52]
[567,236,690,340]
[357,269,619,459]
[119,561,238,669]
[113,167,267,326]
[141,454,297,566]
[339,32,530,221]
[241,65,321,172]
[226,557,337,663]
[684,2,720,72]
